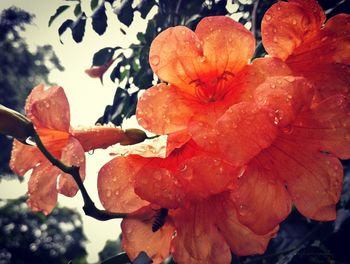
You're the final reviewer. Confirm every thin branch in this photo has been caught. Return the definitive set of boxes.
[32,127,127,221]
[251,0,260,40]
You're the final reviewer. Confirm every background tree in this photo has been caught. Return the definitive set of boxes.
[0,6,64,176]
[0,196,87,264]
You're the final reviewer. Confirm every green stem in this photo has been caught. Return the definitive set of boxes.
[32,127,127,221]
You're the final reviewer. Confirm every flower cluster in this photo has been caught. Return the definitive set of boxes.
[96,0,349,263]
[9,0,350,263]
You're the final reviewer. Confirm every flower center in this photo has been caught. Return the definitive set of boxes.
[190,71,235,103]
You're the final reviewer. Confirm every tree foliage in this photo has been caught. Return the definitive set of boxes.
[0,196,87,264]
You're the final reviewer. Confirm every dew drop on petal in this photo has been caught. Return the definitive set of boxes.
[200,57,206,63]
[150,55,160,66]
[265,14,272,21]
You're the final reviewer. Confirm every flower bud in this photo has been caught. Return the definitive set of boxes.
[0,104,34,142]
[120,129,148,145]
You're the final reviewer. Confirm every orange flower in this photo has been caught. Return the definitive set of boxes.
[261,0,350,102]
[97,1,349,263]
[10,84,128,215]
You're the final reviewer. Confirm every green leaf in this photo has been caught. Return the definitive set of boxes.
[120,69,129,82]
[49,5,70,27]
[58,19,73,44]
[92,4,107,35]
[92,47,116,66]
[73,4,82,17]
[90,0,99,10]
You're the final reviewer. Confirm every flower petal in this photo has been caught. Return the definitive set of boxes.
[121,207,174,264]
[214,194,277,256]
[289,63,350,103]
[172,204,231,264]
[136,84,194,134]
[232,159,292,235]
[195,16,255,76]
[26,84,70,131]
[287,14,350,66]
[149,25,203,95]
[10,140,45,176]
[98,156,149,213]
[254,76,314,127]
[175,155,238,200]
[215,102,278,166]
[27,162,59,215]
[58,137,86,197]
[262,0,325,60]
[264,135,343,220]
[72,126,127,151]
[291,95,350,159]
[134,140,203,208]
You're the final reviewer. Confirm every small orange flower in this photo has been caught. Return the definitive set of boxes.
[98,1,349,263]
[10,84,128,215]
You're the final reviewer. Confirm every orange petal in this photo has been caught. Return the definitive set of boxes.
[264,135,343,221]
[216,102,278,166]
[175,155,238,200]
[121,207,174,264]
[287,14,350,66]
[26,84,70,131]
[10,140,45,176]
[172,204,231,264]
[136,84,194,134]
[166,130,192,156]
[232,159,292,235]
[254,76,314,127]
[261,0,325,60]
[289,63,350,103]
[214,194,277,256]
[195,16,255,76]
[134,166,185,209]
[72,126,127,151]
[149,25,203,96]
[27,162,60,215]
[291,95,350,159]
[58,137,86,197]
[98,156,149,213]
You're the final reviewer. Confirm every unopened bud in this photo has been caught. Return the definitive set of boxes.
[0,104,34,142]
[120,129,147,145]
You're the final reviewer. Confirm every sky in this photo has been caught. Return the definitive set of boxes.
[0,0,153,262]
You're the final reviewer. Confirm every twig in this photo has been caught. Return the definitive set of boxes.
[31,126,127,221]
[251,0,260,40]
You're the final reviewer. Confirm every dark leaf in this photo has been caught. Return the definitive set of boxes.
[73,4,82,17]
[58,19,73,44]
[136,0,157,19]
[115,0,134,26]
[92,4,108,35]
[136,32,145,43]
[49,5,70,27]
[93,47,116,66]
[100,252,131,264]
[133,251,152,264]
[105,0,115,4]
[90,0,99,10]
[71,13,86,43]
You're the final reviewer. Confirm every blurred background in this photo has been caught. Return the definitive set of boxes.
[0,0,349,263]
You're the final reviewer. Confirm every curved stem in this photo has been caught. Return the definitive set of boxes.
[32,127,127,221]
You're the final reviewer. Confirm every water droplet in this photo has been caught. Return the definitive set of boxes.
[106,189,111,197]
[200,57,206,63]
[228,38,233,43]
[292,19,297,25]
[284,76,295,82]
[265,14,272,21]
[273,36,278,43]
[180,164,187,172]
[181,30,186,35]
[150,55,160,66]
[271,84,276,89]
[112,176,117,182]
[282,125,294,134]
